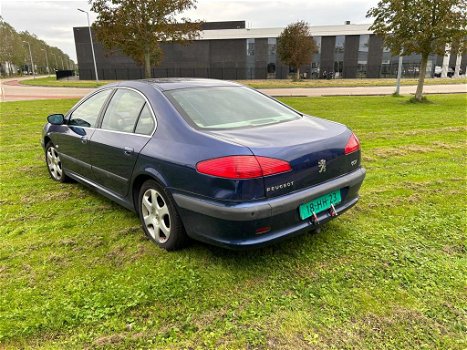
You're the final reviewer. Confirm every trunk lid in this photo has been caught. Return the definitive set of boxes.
[208,116,361,198]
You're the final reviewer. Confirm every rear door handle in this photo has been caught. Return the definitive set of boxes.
[124,147,134,155]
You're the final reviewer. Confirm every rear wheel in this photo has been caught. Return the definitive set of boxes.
[138,180,188,251]
[45,142,69,182]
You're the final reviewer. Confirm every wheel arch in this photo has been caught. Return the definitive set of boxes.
[131,169,169,211]
[44,136,51,147]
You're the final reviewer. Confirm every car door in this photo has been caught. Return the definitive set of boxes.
[54,89,113,179]
[90,88,157,197]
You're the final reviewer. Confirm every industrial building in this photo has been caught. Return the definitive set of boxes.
[74,21,466,80]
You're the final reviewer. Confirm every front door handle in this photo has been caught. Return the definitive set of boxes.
[80,136,88,144]
[124,147,134,155]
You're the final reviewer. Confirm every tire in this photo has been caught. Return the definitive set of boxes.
[45,142,69,183]
[138,179,188,251]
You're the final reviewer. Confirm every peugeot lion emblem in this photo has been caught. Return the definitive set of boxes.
[318,159,327,173]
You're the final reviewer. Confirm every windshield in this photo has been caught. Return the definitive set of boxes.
[165,86,301,129]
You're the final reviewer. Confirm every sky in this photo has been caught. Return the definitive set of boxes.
[1,0,377,62]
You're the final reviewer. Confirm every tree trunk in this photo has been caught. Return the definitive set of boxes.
[415,53,428,101]
[296,67,300,81]
[144,50,151,79]
[454,52,462,78]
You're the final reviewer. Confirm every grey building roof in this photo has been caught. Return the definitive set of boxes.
[198,24,372,40]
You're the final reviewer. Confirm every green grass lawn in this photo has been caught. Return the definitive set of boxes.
[18,76,112,88]
[18,76,467,89]
[0,95,466,349]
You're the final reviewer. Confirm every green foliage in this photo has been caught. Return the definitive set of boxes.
[367,0,467,100]
[0,16,74,75]
[1,95,466,349]
[367,0,467,57]
[90,0,203,78]
[277,21,317,80]
[0,18,25,72]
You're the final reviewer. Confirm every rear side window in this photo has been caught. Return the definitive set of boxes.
[69,89,112,128]
[101,89,145,133]
[134,104,156,135]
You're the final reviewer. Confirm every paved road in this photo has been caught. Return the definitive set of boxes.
[1,76,465,102]
[1,77,94,102]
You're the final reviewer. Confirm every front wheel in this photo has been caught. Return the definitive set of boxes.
[138,180,188,251]
[45,142,69,182]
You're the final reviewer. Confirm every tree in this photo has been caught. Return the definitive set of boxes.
[0,17,25,74]
[0,17,73,76]
[90,0,202,78]
[367,0,467,101]
[277,21,317,81]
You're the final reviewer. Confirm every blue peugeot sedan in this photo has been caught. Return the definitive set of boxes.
[42,79,365,250]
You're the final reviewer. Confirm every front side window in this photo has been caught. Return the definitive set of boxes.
[101,89,146,133]
[69,89,112,128]
[165,87,301,130]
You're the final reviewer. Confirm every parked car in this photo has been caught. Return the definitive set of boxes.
[434,66,457,78]
[42,79,366,250]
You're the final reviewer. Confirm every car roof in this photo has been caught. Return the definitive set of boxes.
[122,78,242,91]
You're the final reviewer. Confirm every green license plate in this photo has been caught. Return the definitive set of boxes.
[299,190,342,220]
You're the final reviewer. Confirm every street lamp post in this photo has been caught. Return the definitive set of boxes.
[22,40,35,78]
[41,48,50,75]
[78,8,99,81]
[395,54,403,95]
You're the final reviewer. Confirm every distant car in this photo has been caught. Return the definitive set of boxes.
[41,79,366,250]
[434,66,457,78]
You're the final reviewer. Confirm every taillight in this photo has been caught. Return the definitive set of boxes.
[344,133,360,155]
[256,156,292,176]
[196,156,291,179]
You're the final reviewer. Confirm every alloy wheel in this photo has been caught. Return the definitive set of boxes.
[141,188,171,244]
[46,146,63,181]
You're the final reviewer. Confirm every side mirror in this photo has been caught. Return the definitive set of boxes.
[47,114,65,125]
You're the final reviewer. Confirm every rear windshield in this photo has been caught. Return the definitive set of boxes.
[164,86,301,129]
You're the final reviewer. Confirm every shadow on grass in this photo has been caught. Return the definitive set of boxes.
[407,96,434,104]
[189,222,342,272]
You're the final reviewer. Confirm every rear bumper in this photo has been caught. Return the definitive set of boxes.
[173,168,365,220]
[173,168,366,249]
